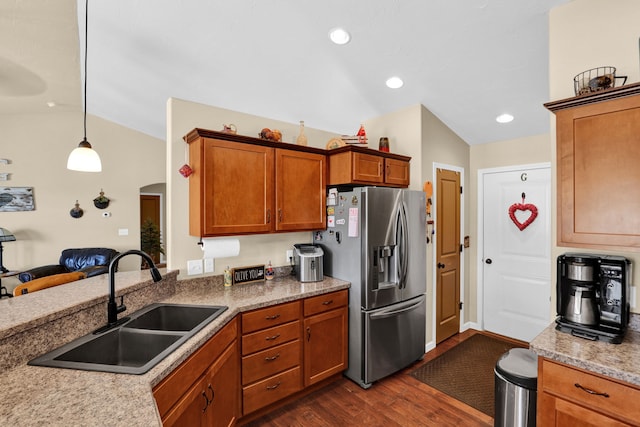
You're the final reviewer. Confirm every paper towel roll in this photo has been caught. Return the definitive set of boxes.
[201,238,240,259]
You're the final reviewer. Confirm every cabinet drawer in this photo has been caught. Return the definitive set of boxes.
[541,359,640,422]
[303,290,348,317]
[242,366,302,415]
[242,320,300,355]
[242,301,301,334]
[242,340,301,385]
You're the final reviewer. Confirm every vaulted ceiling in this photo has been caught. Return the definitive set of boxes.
[1,0,570,145]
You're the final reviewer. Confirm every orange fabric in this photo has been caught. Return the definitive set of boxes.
[13,271,87,296]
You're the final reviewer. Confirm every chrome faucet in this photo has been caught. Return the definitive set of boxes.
[97,249,163,333]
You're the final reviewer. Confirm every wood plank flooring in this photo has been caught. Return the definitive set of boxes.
[242,329,521,427]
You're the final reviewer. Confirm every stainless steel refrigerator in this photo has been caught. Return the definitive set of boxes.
[317,186,426,389]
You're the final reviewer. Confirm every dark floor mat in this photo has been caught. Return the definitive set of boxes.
[409,334,521,417]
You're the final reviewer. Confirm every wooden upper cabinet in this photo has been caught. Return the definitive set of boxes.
[189,137,274,236]
[185,129,326,237]
[328,145,410,188]
[275,149,326,231]
[546,82,640,251]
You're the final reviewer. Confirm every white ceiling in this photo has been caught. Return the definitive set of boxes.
[1,0,571,145]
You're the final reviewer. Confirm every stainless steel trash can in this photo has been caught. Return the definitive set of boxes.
[494,348,538,427]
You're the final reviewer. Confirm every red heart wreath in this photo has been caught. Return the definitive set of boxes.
[508,203,538,231]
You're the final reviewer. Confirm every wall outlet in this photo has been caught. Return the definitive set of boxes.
[187,259,203,275]
[204,258,214,273]
[286,249,293,262]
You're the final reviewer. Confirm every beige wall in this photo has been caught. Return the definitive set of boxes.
[549,0,640,313]
[166,98,339,278]
[469,134,552,323]
[420,106,471,339]
[0,111,165,291]
[165,99,470,346]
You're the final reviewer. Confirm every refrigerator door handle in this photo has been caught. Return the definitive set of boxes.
[398,204,409,289]
[369,298,425,320]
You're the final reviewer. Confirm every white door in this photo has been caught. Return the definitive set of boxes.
[482,165,551,342]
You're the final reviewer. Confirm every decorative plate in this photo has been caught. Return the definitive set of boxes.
[326,138,346,149]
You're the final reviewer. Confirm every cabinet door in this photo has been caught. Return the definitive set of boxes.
[303,306,348,387]
[162,374,210,427]
[199,139,274,236]
[275,149,326,231]
[539,392,630,427]
[352,152,384,184]
[384,158,410,187]
[162,341,239,427]
[208,341,239,427]
[556,95,640,250]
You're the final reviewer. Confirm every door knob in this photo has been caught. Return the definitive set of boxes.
[437,263,445,269]
[485,258,492,264]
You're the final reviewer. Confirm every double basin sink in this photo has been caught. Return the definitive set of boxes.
[28,303,228,375]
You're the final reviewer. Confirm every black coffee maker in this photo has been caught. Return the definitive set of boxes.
[556,253,631,344]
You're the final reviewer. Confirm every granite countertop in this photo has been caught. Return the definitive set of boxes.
[0,271,349,426]
[530,317,640,387]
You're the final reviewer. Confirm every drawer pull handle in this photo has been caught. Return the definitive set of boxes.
[265,353,280,362]
[574,383,610,398]
[266,381,281,390]
[265,314,281,320]
[322,300,334,306]
[265,333,281,341]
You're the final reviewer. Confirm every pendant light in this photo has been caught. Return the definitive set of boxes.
[67,0,102,172]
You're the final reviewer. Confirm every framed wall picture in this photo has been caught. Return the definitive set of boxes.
[0,187,35,212]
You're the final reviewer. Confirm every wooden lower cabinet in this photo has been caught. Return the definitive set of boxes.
[239,290,348,418]
[240,301,303,417]
[303,290,348,387]
[537,357,640,426]
[153,319,239,427]
[153,291,349,425]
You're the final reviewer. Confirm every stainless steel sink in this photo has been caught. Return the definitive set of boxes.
[28,303,228,374]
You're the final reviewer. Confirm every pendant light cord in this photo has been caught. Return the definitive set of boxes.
[83,0,88,141]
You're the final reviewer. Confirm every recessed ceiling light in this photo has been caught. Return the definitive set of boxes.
[386,76,404,89]
[496,113,514,123]
[46,101,56,108]
[329,27,351,45]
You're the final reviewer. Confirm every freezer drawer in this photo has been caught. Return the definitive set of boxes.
[363,295,426,385]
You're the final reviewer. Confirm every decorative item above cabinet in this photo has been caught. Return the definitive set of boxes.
[545,82,640,251]
[184,129,326,237]
[327,145,410,188]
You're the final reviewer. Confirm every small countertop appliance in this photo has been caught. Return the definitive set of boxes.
[556,253,631,344]
[293,244,323,282]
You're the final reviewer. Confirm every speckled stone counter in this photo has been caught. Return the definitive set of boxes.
[0,271,349,426]
[530,314,640,387]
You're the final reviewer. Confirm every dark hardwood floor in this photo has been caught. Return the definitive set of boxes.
[243,329,521,427]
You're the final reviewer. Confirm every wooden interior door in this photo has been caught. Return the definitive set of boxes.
[435,168,461,344]
[140,194,162,264]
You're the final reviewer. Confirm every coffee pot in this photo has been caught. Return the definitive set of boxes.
[564,285,599,325]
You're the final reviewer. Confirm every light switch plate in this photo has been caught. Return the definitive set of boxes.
[187,259,203,275]
[204,258,214,273]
